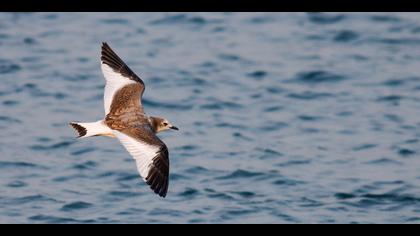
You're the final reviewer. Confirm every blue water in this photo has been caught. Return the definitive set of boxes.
[1,12,420,223]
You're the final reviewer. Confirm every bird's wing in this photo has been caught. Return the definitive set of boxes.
[101,42,145,115]
[113,126,169,198]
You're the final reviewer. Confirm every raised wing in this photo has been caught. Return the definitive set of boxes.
[101,42,145,115]
[113,127,169,198]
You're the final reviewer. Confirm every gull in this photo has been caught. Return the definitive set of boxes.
[69,42,179,198]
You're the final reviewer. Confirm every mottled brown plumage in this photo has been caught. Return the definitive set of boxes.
[105,83,145,130]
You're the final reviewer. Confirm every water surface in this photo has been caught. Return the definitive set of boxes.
[1,12,420,223]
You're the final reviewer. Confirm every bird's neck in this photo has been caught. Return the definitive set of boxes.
[148,116,159,133]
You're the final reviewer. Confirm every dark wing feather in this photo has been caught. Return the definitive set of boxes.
[146,145,169,197]
[114,126,170,198]
[101,42,145,86]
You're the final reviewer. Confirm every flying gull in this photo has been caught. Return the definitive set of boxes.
[69,42,179,198]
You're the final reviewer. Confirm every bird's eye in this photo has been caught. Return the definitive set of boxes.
[163,122,168,126]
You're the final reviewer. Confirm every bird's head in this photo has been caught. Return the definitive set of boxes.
[150,116,179,133]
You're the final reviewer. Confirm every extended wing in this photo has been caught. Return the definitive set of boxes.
[113,127,170,198]
[101,42,145,115]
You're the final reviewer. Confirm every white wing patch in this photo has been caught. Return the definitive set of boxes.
[101,63,136,115]
[113,131,159,181]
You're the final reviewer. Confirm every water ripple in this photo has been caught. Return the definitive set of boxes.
[307,13,346,24]
[287,91,334,100]
[0,59,21,74]
[61,201,93,212]
[1,12,420,224]
[216,169,265,180]
[293,70,348,84]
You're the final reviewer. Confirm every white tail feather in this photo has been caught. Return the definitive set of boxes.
[69,120,114,138]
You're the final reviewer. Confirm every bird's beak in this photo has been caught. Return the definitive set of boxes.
[170,126,179,131]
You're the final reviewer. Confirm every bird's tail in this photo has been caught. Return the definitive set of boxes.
[69,120,114,138]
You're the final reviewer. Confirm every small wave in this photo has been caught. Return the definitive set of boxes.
[116,173,139,182]
[178,188,200,198]
[294,70,347,84]
[216,169,265,180]
[142,98,193,110]
[2,100,19,106]
[211,26,226,33]
[352,143,378,151]
[178,77,209,87]
[258,121,288,132]
[246,70,267,80]
[335,192,356,200]
[174,145,199,151]
[28,214,95,223]
[256,148,283,159]
[63,74,92,82]
[398,148,416,157]
[384,114,403,123]
[232,132,253,141]
[218,53,241,61]
[224,208,256,216]
[170,173,189,181]
[229,191,256,198]
[13,82,68,99]
[263,105,283,113]
[61,201,93,212]
[200,101,242,110]
[299,197,324,207]
[287,91,334,100]
[266,86,286,94]
[0,33,9,39]
[72,161,97,170]
[365,158,401,165]
[0,115,21,124]
[207,192,235,201]
[0,59,21,74]
[307,13,346,24]
[376,95,403,102]
[0,161,47,170]
[12,194,59,205]
[108,191,140,198]
[297,115,323,121]
[215,122,247,129]
[23,37,36,45]
[149,208,187,217]
[52,174,87,182]
[276,159,311,167]
[364,193,420,205]
[382,79,405,87]
[248,16,275,24]
[333,30,359,43]
[30,141,74,151]
[7,180,27,188]
[371,38,420,45]
[100,18,130,25]
[185,166,210,174]
[71,147,96,156]
[370,15,401,23]
[272,178,304,186]
[150,14,207,26]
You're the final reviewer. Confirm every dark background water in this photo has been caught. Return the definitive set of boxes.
[1,12,420,223]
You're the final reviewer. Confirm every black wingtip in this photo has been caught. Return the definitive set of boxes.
[101,42,109,50]
[69,122,87,138]
[100,42,144,85]
[100,42,124,69]
[145,146,169,198]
